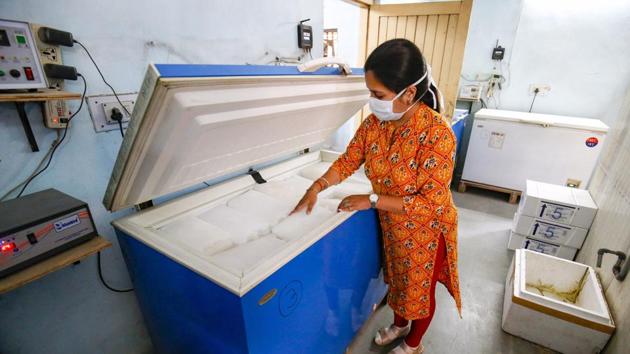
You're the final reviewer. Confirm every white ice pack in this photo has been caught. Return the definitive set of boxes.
[253,175,315,204]
[317,198,343,212]
[197,205,272,243]
[157,216,234,256]
[227,189,293,224]
[328,181,372,199]
[272,206,335,241]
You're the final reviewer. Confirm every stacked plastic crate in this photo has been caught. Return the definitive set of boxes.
[508,180,598,260]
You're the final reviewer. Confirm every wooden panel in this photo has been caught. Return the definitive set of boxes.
[404,16,417,42]
[440,0,472,120]
[375,16,388,49]
[422,15,438,62]
[395,16,407,38]
[370,2,462,16]
[0,236,112,294]
[439,14,459,86]
[0,90,81,103]
[386,16,398,41]
[357,5,369,67]
[365,0,473,120]
[341,0,372,7]
[414,15,429,52]
[430,14,450,86]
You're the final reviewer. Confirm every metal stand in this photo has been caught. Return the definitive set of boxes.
[14,102,39,152]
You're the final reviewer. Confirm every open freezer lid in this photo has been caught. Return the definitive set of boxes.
[104,64,368,211]
[475,109,609,133]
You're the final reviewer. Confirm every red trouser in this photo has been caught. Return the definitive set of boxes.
[394,234,447,347]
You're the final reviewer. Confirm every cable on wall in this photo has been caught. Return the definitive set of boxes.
[1,130,61,201]
[529,88,539,113]
[74,39,131,117]
[15,74,88,198]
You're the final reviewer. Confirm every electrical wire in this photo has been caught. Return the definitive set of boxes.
[15,75,88,199]
[1,130,61,201]
[97,251,134,293]
[74,39,131,117]
[117,120,125,138]
[529,89,539,112]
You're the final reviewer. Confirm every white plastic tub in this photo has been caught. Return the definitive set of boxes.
[502,250,615,353]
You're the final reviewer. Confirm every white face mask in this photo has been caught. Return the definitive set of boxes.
[368,67,430,122]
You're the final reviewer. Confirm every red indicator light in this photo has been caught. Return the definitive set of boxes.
[1,242,16,252]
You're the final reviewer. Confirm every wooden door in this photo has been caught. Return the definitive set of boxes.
[365,0,472,121]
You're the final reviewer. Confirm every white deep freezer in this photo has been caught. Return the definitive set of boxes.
[103,63,388,354]
[462,109,609,191]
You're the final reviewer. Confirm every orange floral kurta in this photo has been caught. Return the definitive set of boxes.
[330,104,461,320]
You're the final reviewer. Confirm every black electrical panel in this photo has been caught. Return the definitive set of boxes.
[297,19,312,49]
[492,45,505,60]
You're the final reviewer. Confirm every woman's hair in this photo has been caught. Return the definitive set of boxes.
[364,38,442,112]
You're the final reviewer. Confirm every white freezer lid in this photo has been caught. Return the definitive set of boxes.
[103,63,368,211]
[475,109,609,133]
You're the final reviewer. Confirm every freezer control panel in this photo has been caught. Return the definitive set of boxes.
[0,19,47,90]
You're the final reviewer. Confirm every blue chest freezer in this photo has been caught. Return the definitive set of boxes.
[103,63,388,354]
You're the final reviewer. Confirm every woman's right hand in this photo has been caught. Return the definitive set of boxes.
[290,187,319,215]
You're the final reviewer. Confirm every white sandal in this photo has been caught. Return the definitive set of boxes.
[388,341,424,354]
[373,324,411,346]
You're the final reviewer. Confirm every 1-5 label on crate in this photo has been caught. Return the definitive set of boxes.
[529,220,570,242]
[524,239,559,256]
[537,201,576,224]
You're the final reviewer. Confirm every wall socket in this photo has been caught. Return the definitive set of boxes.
[103,101,134,125]
[87,93,137,133]
[529,84,551,96]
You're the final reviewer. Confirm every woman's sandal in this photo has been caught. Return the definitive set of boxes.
[388,341,424,354]
[373,324,411,346]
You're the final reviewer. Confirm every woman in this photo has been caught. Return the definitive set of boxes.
[291,39,461,353]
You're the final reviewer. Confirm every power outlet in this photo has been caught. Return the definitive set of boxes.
[529,84,551,96]
[87,92,138,133]
[103,101,134,125]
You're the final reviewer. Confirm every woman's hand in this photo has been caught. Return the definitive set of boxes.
[337,194,371,212]
[290,187,319,215]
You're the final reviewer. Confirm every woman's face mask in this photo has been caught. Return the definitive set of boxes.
[368,68,429,122]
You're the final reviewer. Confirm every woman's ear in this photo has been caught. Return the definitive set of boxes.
[405,85,417,105]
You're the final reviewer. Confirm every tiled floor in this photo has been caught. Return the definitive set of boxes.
[348,188,556,354]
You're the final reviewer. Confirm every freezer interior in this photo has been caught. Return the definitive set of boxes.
[113,150,373,295]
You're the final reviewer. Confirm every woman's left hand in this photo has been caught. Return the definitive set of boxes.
[337,194,371,212]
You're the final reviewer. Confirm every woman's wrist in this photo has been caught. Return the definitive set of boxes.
[308,180,324,194]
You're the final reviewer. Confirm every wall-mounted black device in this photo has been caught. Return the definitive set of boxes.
[0,189,98,278]
[492,45,505,60]
[297,19,312,49]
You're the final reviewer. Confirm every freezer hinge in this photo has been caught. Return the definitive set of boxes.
[247,169,267,184]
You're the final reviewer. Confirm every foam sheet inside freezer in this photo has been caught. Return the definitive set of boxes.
[153,160,372,280]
